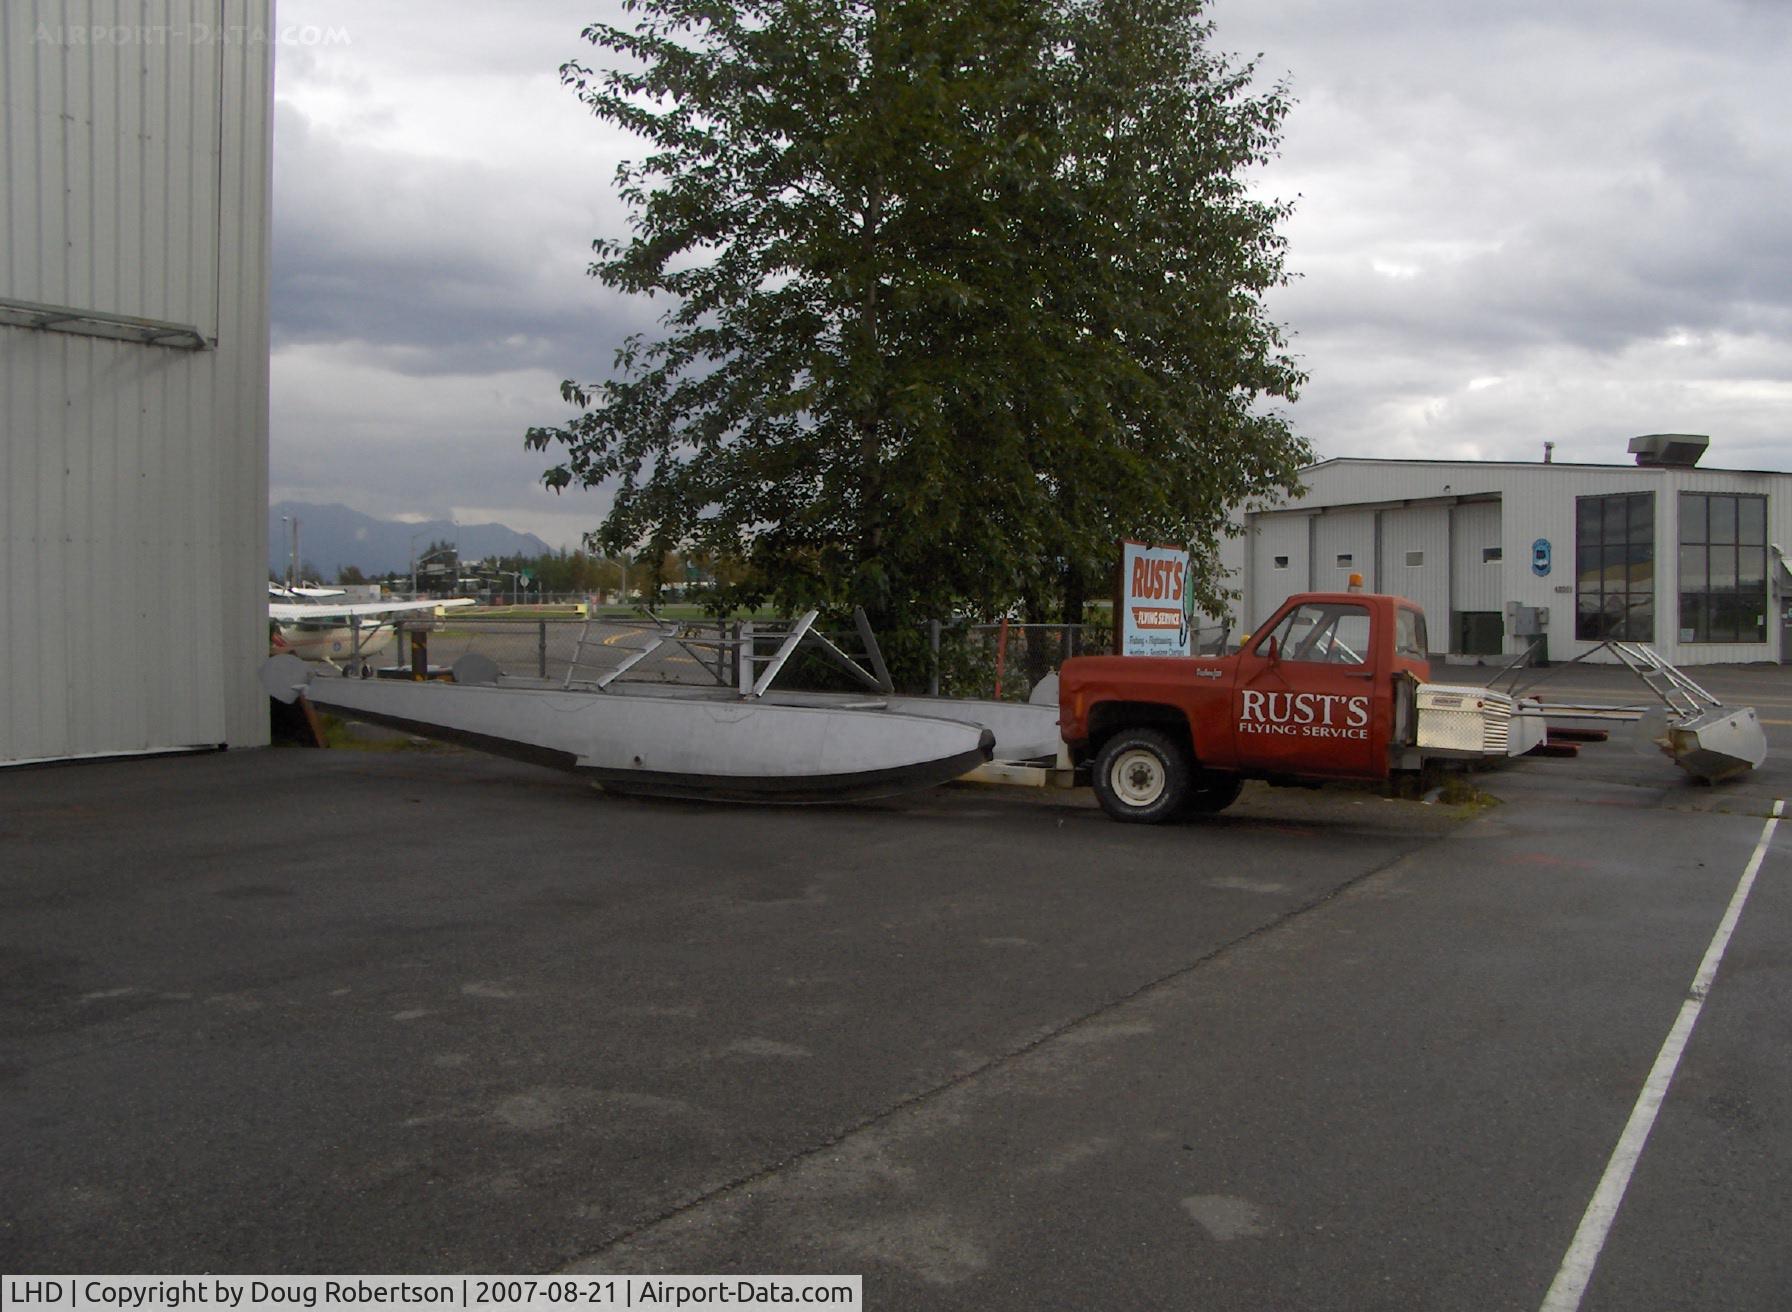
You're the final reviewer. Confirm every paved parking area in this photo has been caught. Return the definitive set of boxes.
[2,662,1788,1308]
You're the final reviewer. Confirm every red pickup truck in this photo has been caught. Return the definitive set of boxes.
[1059,590,1433,823]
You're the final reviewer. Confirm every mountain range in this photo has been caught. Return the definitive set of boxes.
[269,502,554,578]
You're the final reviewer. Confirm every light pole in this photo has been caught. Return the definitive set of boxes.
[281,516,290,588]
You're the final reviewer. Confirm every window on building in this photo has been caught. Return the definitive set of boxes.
[1404,551,1423,567]
[1482,546,1503,564]
[1575,492,1654,641]
[1273,555,1289,569]
[1335,553,1353,568]
[1678,492,1768,643]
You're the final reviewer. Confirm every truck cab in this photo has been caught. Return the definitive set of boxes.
[1059,591,1432,823]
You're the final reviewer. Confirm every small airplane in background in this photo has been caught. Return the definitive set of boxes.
[268,585,476,668]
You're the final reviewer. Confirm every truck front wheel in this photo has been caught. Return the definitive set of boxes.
[1092,728,1192,824]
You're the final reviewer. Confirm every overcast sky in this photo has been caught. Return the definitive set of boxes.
[270,0,1792,549]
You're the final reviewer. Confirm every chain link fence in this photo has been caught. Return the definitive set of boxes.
[392,613,1233,699]
[396,616,741,688]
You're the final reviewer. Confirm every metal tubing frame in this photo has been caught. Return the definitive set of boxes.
[750,610,823,697]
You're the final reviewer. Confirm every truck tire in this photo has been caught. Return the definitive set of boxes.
[1092,728,1192,824]
[1182,772,1244,815]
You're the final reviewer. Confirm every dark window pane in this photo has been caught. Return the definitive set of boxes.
[1710,495,1737,545]
[1679,545,1707,592]
[1679,592,1705,642]
[1628,492,1654,539]
[1710,593,1740,643]
[1739,547,1766,589]
[1576,593,1603,641]
[1604,497,1629,542]
[1578,497,1604,545]
[1578,544,1603,588]
[1743,598,1767,642]
[1623,595,1654,642]
[1680,493,1707,545]
[1709,547,1737,591]
[1739,496,1767,546]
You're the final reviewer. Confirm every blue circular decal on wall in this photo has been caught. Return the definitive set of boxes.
[1532,538,1552,576]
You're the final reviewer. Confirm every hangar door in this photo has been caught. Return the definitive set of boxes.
[1377,506,1450,653]
[1451,501,1505,655]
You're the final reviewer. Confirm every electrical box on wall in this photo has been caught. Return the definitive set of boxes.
[1506,603,1549,635]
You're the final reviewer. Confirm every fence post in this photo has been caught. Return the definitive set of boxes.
[993,617,1010,699]
[538,620,548,679]
[928,619,941,697]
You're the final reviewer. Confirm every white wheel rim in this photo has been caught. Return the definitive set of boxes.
[1109,748,1166,807]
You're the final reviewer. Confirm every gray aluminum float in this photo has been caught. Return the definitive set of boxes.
[528,608,1063,764]
[590,682,1064,763]
[261,652,993,803]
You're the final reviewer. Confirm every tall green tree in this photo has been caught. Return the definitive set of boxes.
[527,0,1308,634]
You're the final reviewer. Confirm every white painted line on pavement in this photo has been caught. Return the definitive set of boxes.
[1540,799,1784,1312]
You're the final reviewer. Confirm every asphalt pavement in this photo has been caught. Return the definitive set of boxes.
[2,662,1788,1310]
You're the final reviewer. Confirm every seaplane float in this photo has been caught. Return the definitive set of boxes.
[260,609,1063,804]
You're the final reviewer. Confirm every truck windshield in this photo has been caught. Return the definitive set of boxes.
[1260,603,1371,665]
[1396,608,1427,660]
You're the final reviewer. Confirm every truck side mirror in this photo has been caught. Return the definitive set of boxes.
[1265,635,1280,664]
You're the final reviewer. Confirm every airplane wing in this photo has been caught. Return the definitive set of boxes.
[269,598,478,621]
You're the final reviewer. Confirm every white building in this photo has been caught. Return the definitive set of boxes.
[1218,436,1792,666]
[1,1,274,763]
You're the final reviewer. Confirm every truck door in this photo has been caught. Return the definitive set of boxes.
[1231,599,1381,778]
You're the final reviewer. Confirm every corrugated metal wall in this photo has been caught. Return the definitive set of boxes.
[1,0,271,763]
[1247,513,1311,625]
[1312,510,1376,593]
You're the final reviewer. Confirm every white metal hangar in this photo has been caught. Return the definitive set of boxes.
[1,1,274,764]
[1216,436,1792,666]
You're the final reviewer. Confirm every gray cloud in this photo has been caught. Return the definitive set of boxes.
[271,106,657,377]
[270,0,1792,551]
[1210,0,1792,466]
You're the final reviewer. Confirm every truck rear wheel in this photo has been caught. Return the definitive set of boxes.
[1092,728,1191,824]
